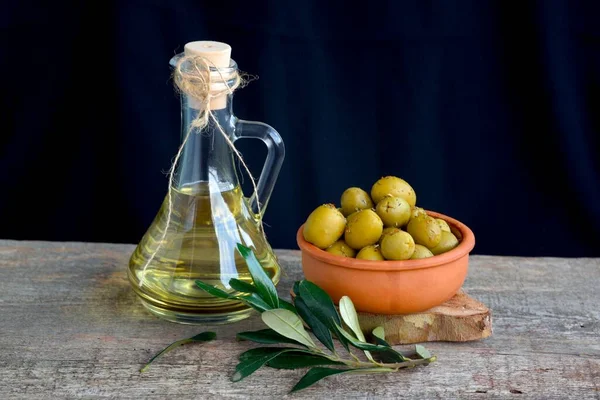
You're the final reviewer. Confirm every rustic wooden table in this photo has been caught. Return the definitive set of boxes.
[0,240,598,399]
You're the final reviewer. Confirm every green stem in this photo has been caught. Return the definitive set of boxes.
[349,352,362,363]
[388,356,436,369]
[370,359,387,368]
[322,353,436,370]
[325,354,436,369]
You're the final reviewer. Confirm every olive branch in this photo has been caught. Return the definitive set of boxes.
[140,244,435,393]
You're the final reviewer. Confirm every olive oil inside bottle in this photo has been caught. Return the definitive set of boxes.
[128,182,280,323]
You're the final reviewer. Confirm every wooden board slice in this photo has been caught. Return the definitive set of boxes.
[355,290,492,344]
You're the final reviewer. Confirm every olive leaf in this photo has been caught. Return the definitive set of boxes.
[290,367,395,393]
[339,296,373,362]
[371,326,394,348]
[371,348,406,363]
[279,298,297,313]
[140,332,216,373]
[196,279,274,313]
[238,347,319,362]
[261,309,317,349]
[294,297,335,352]
[333,322,384,352]
[228,278,258,294]
[339,296,364,340]
[290,367,353,392]
[233,348,295,382]
[372,326,385,341]
[238,347,287,361]
[267,353,344,369]
[368,326,407,363]
[240,293,273,312]
[415,344,432,359]
[195,280,235,299]
[236,244,279,309]
[237,328,308,347]
[234,348,346,382]
[333,322,407,361]
[297,280,349,351]
[298,280,342,327]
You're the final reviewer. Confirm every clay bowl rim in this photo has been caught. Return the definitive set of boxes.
[296,210,475,272]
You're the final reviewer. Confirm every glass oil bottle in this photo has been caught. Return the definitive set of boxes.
[127,41,285,324]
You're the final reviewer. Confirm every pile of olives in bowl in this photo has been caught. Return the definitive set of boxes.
[302,176,459,261]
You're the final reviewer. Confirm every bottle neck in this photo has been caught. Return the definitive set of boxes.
[174,94,239,193]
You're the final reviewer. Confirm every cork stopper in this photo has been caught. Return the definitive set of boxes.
[184,41,233,110]
[184,41,232,67]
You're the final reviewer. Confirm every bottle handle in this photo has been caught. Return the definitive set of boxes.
[234,119,285,216]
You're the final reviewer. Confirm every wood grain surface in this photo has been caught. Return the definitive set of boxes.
[0,240,599,399]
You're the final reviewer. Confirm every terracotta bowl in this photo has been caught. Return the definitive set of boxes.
[296,210,475,315]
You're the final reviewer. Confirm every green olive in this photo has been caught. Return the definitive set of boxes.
[356,245,385,261]
[379,227,400,244]
[410,244,434,259]
[326,240,356,258]
[406,214,442,248]
[429,231,459,255]
[380,230,415,260]
[344,209,383,250]
[410,206,427,220]
[340,187,374,217]
[375,196,411,228]
[303,204,346,249]
[370,176,417,206]
[436,218,451,233]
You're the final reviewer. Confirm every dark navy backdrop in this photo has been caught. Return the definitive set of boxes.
[2,1,599,256]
